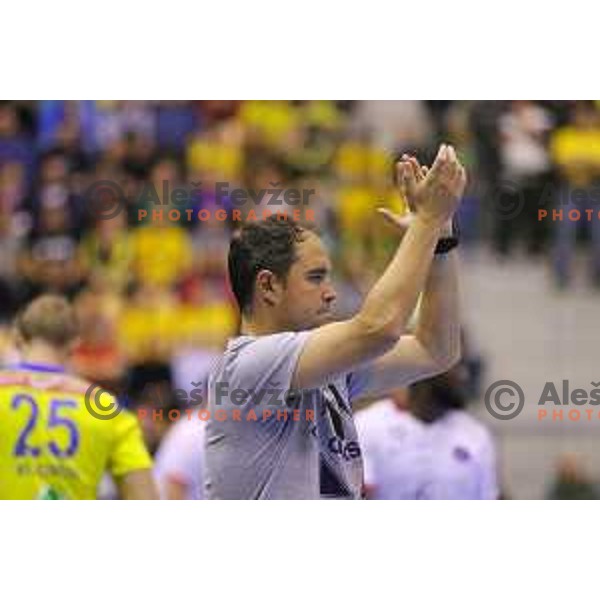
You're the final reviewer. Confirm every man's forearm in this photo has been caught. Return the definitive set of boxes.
[414,245,461,367]
[357,216,445,340]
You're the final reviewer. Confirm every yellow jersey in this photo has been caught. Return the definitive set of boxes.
[0,363,152,499]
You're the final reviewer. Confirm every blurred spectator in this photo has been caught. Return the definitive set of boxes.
[0,102,35,183]
[546,454,599,500]
[31,149,84,226]
[550,101,600,287]
[424,100,453,140]
[469,101,503,237]
[352,100,433,152]
[0,161,29,217]
[80,210,133,294]
[156,101,198,152]
[494,101,554,256]
[121,131,157,179]
[0,214,23,321]
[189,216,230,300]
[70,284,126,389]
[154,418,206,500]
[0,163,29,321]
[38,101,93,173]
[356,370,498,500]
[130,221,193,289]
[127,362,175,454]
[18,203,84,301]
[94,101,156,153]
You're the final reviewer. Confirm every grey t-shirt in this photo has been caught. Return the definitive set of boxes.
[204,332,368,499]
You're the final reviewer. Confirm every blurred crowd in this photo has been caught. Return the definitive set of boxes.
[2,100,600,497]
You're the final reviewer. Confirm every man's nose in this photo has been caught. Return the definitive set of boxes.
[323,285,337,305]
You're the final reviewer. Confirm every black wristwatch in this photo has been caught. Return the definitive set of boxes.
[434,220,460,255]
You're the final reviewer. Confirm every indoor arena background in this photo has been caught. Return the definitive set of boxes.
[1,100,599,499]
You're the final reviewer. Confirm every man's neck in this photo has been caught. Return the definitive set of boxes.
[239,310,288,337]
[239,319,279,337]
[19,344,66,370]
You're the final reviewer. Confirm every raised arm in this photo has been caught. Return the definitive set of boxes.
[292,144,466,390]
[353,158,464,397]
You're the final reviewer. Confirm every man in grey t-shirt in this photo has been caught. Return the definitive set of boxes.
[206,145,467,499]
[206,332,369,498]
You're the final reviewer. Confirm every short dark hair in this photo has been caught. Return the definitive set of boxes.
[228,216,310,314]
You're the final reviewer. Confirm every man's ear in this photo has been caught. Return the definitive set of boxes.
[255,269,283,307]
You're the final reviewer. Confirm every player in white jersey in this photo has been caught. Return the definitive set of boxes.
[356,372,498,500]
[206,145,467,499]
[154,418,206,500]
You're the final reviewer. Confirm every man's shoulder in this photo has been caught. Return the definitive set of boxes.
[226,331,311,351]
[210,331,312,396]
[222,331,311,369]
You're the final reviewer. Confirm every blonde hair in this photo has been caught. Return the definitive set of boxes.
[15,295,79,348]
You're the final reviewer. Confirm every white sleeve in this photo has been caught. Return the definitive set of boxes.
[154,421,201,496]
[476,432,499,500]
[354,411,378,489]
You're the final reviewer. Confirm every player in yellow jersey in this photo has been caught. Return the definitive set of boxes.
[0,295,158,500]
